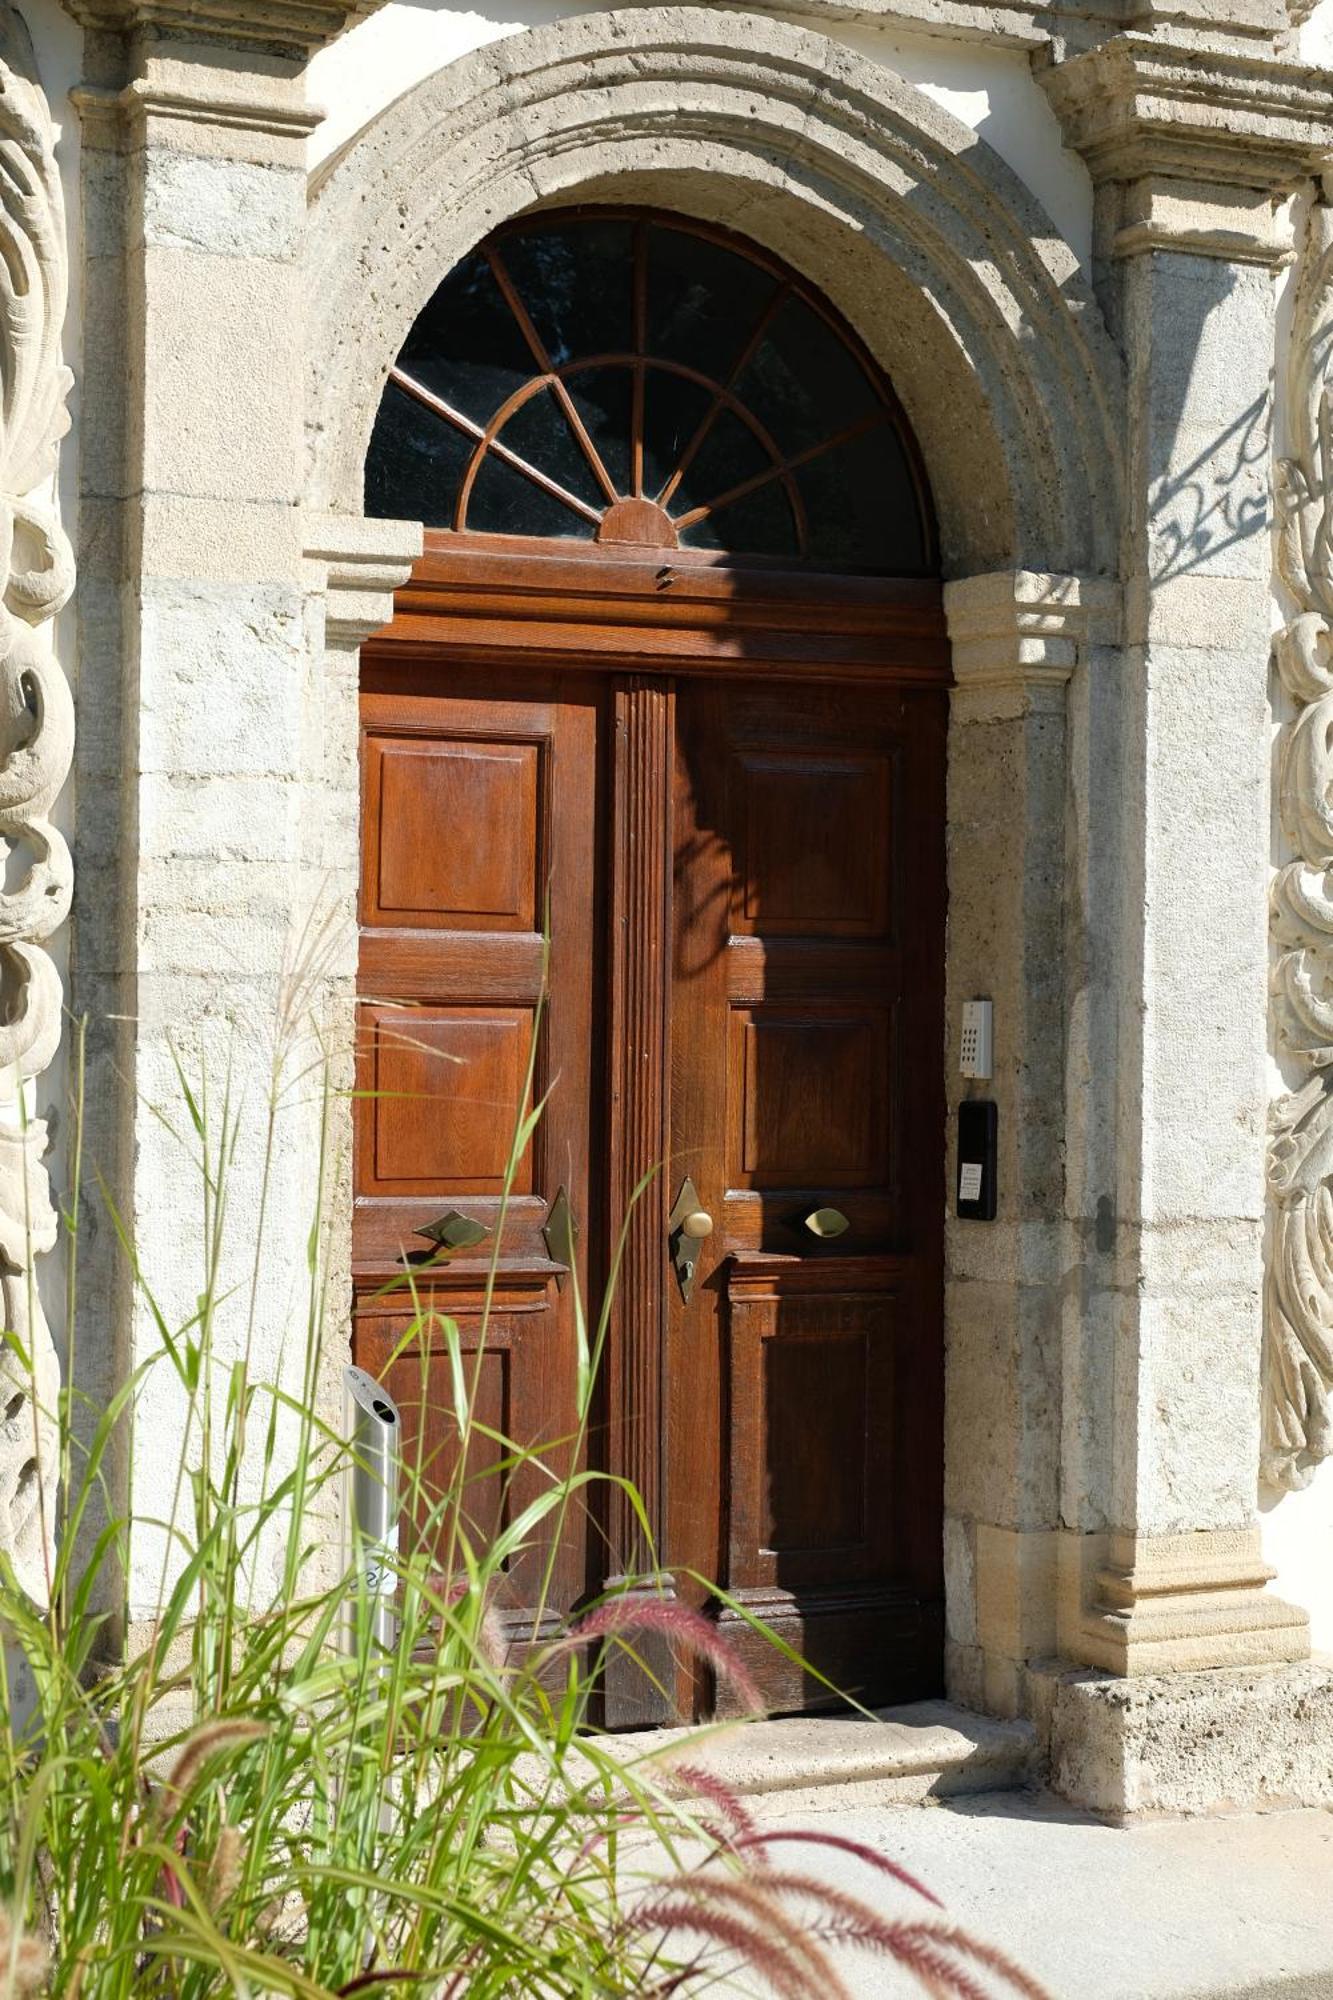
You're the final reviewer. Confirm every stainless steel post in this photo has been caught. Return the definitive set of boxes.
[345,1365,402,1656]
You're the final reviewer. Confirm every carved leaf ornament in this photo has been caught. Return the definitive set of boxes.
[1267,194,1333,1490]
[0,9,73,1603]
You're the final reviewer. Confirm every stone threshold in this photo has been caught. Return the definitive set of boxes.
[603,1699,1036,1819]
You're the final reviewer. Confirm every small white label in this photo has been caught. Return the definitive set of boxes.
[959,1162,983,1203]
[358,1537,399,1598]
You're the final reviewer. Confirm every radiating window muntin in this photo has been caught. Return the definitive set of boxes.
[366,209,934,575]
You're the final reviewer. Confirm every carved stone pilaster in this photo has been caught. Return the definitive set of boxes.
[1038,37,1333,267]
[0,7,75,1609]
[945,569,1118,719]
[305,514,422,656]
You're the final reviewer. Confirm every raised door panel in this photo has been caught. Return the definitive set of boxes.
[726,1260,899,1591]
[368,736,541,930]
[354,661,605,1619]
[734,751,893,938]
[363,1005,536,1196]
[731,1005,893,1189]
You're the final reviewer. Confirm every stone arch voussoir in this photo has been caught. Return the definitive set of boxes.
[304,6,1124,579]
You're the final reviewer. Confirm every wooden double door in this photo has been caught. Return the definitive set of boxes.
[353,550,947,1722]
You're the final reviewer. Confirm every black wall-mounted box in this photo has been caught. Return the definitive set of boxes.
[956,1099,998,1221]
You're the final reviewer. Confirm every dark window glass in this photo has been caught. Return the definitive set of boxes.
[641,367,715,500]
[681,480,798,559]
[675,407,777,518]
[468,453,594,540]
[499,220,634,367]
[494,387,606,512]
[396,250,534,425]
[646,224,779,380]
[798,427,925,573]
[366,382,473,528]
[566,365,636,498]
[732,295,880,458]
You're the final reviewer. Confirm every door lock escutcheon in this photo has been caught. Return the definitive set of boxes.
[668,1176,713,1303]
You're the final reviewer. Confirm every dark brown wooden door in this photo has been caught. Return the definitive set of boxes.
[354,660,606,1640]
[668,679,945,1715]
[353,547,948,1719]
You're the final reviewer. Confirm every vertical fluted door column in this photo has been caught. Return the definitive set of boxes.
[601,675,677,1725]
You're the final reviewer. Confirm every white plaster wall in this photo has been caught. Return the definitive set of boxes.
[1263,1479,1333,1655]
[308,1,1093,270]
[1300,0,1333,68]
[775,11,1092,269]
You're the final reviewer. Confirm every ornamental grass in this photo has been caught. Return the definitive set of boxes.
[0,935,1047,1998]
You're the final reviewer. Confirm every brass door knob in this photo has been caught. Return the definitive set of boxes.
[804,1207,850,1240]
[668,1177,712,1303]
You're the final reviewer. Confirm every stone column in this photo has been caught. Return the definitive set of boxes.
[66,4,395,1631]
[942,571,1114,1719]
[1033,35,1333,1810]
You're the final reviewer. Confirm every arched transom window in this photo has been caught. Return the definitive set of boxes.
[366,209,934,574]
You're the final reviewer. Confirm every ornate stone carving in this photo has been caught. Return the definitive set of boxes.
[0,6,74,1604]
[1266,192,1333,1491]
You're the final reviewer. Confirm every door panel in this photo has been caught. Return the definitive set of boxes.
[354,664,606,1626]
[669,679,945,1713]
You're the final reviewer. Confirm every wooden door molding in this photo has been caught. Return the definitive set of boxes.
[605,675,673,1571]
[368,536,950,685]
[601,675,680,1725]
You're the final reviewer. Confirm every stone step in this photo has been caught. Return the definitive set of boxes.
[612,1699,1036,1819]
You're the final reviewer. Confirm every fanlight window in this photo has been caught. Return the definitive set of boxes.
[365,211,932,573]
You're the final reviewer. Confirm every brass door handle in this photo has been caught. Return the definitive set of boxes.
[680,1208,713,1240]
[804,1207,850,1240]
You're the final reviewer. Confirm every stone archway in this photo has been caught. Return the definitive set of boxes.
[299,4,1127,1722]
[302,6,1124,579]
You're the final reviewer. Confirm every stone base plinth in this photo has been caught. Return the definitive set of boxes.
[1030,1659,1333,1819]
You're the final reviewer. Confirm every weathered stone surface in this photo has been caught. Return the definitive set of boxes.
[1038,35,1333,192]
[1037,1659,1333,1816]
[613,1702,1036,1819]
[57,0,386,56]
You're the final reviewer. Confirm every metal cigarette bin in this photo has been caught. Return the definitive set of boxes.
[345,1364,402,1655]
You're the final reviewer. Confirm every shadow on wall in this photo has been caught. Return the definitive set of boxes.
[1138,260,1270,585]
